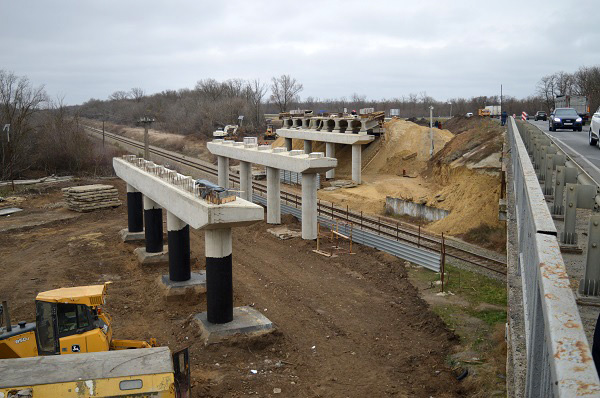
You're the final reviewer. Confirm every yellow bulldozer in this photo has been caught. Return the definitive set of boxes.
[0,283,156,359]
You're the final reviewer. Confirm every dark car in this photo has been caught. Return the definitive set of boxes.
[549,108,583,131]
[534,111,547,121]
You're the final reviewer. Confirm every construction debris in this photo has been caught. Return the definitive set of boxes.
[0,207,22,216]
[267,226,302,240]
[62,184,121,212]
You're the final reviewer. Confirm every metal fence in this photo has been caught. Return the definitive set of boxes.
[279,170,321,189]
[508,116,600,396]
[252,194,441,271]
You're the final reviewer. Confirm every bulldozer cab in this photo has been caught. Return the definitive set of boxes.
[34,284,112,356]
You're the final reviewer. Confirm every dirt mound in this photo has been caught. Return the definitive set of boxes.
[442,115,491,135]
[367,119,453,174]
[430,117,503,171]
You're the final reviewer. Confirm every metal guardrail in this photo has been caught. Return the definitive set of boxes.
[252,194,441,271]
[508,116,600,396]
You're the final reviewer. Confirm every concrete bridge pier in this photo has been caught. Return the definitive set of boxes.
[194,227,273,343]
[239,161,253,201]
[218,156,229,188]
[284,138,293,151]
[325,143,335,179]
[301,173,318,240]
[134,196,168,264]
[352,144,362,184]
[120,183,145,242]
[266,166,281,224]
[159,211,207,300]
[304,140,312,154]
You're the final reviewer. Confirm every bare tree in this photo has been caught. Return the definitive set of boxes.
[536,74,557,112]
[270,74,303,112]
[246,79,268,128]
[0,70,47,180]
[130,87,145,102]
[195,78,225,101]
[108,90,130,101]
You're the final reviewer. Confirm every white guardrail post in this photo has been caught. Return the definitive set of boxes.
[508,117,600,396]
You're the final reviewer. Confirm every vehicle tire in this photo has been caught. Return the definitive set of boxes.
[578,127,583,132]
[589,128,598,146]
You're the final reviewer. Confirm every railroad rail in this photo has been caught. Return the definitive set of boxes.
[84,125,507,275]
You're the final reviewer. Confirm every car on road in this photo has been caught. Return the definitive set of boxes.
[534,111,547,121]
[589,106,600,146]
[549,108,583,132]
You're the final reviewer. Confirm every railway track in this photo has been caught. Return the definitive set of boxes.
[85,125,507,275]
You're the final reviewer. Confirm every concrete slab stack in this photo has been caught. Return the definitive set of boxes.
[62,184,121,212]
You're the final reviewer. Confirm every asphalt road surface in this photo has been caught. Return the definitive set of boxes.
[528,119,600,184]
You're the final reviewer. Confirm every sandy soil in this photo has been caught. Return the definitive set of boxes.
[0,179,470,397]
[314,119,503,237]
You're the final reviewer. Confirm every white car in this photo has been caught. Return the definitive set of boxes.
[466,112,473,118]
[589,106,600,146]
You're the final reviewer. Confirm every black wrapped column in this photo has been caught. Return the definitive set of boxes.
[167,211,191,282]
[205,228,233,324]
[126,184,143,233]
[143,196,163,253]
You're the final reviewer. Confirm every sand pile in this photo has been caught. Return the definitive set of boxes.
[363,120,453,176]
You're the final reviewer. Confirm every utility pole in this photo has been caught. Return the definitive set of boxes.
[429,106,434,157]
[447,102,452,118]
[138,116,155,160]
[500,84,503,115]
[3,124,13,190]
[102,119,105,150]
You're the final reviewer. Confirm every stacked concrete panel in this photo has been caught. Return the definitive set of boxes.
[62,184,121,212]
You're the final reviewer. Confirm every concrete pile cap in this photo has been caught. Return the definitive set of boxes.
[62,184,121,212]
[206,140,337,174]
[113,157,263,229]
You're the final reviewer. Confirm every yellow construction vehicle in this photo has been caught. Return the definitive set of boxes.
[0,347,191,397]
[0,283,156,359]
[264,120,276,140]
[478,108,491,117]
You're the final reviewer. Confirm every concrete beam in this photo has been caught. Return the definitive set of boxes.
[301,173,318,239]
[266,167,281,224]
[113,157,263,230]
[207,140,336,174]
[239,161,252,202]
[277,128,374,145]
[325,143,335,179]
[352,144,362,184]
[218,156,229,189]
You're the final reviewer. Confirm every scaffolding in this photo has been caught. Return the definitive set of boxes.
[313,221,354,257]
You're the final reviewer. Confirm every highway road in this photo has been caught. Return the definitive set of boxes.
[528,119,600,184]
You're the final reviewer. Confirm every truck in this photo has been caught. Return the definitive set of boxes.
[485,105,501,118]
[555,95,590,124]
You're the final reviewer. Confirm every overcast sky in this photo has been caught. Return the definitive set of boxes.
[1,0,598,105]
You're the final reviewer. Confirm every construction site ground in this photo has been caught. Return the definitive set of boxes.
[0,179,506,397]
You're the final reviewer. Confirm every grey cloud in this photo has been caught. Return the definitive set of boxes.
[1,0,598,104]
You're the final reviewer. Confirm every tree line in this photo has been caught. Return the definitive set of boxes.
[0,70,116,181]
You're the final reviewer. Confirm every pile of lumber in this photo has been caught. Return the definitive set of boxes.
[62,184,121,212]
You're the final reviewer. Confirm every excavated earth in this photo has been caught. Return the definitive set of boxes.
[0,179,471,397]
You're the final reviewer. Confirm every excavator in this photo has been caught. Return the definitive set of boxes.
[0,283,157,359]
